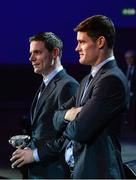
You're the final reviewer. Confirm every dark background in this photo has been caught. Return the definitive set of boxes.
[0,0,136,168]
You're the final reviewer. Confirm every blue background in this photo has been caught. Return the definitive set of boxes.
[0,0,136,64]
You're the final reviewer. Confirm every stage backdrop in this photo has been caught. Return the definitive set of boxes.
[0,0,136,65]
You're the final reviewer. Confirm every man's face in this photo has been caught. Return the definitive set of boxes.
[125,52,135,66]
[75,32,99,66]
[29,41,53,75]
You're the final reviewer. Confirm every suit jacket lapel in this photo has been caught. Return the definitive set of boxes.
[31,70,65,125]
[31,80,56,125]
[79,60,117,105]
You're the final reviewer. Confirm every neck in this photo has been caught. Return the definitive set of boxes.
[42,57,61,77]
[93,49,113,66]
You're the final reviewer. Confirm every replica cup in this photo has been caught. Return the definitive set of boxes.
[8,135,30,148]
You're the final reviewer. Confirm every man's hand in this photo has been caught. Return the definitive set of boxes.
[64,107,82,121]
[10,147,35,168]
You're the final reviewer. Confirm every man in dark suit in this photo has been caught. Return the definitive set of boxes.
[52,15,129,178]
[11,16,129,179]
[10,32,79,179]
[124,50,136,131]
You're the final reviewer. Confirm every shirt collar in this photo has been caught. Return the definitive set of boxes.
[43,65,63,86]
[91,56,115,78]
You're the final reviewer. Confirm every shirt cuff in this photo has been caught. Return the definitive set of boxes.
[33,148,40,162]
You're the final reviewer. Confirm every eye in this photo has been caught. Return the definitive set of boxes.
[35,50,42,55]
[79,40,85,45]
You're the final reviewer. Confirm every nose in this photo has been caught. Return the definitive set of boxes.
[75,44,80,52]
[29,53,34,62]
[29,56,31,62]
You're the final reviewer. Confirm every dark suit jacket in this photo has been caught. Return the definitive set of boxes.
[126,65,136,129]
[28,69,79,179]
[52,60,129,179]
[126,65,136,99]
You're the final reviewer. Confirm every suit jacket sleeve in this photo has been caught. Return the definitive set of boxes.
[63,75,127,143]
[37,135,66,162]
[53,96,76,132]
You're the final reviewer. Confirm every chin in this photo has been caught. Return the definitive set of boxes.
[79,59,86,65]
[34,68,40,74]
[79,59,83,64]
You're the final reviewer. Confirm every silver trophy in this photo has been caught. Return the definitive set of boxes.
[8,135,30,148]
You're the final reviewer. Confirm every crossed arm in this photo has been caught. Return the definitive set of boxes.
[10,107,82,168]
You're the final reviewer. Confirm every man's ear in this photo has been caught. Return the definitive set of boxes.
[52,48,59,60]
[97,36,106,49]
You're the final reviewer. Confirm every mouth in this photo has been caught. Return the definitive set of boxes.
[32,64,39,68]
[79,54,84,57]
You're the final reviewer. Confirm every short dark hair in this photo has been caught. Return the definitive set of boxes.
[29,32,63,58]
[74,15,115,49]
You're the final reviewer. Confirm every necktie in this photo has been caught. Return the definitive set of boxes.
[38,82,45,99]
[40,82,45,93]
[85,74,93,88]
[127,66,132,81]
[81,74,93,103]
[127,66,134,96]
[34,82,45,114]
